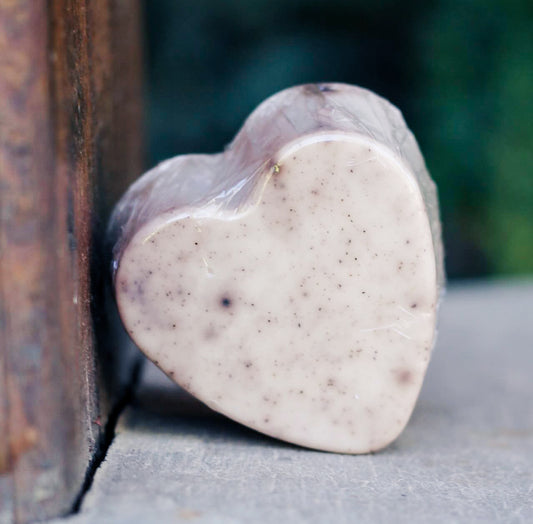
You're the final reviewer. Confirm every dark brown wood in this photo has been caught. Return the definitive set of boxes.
[0,1,143,522]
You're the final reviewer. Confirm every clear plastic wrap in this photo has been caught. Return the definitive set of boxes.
[107,83,445,454]
[109,83,444,291]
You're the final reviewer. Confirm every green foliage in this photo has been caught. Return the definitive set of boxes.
[416,0,533,275]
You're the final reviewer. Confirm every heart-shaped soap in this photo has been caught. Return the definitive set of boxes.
[109,83,443,453]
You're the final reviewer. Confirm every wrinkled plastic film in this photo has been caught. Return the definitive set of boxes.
[108,83,444,290]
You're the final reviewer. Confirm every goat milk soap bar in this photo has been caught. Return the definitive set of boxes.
[109,83,444,454]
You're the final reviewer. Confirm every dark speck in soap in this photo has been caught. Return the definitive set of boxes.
[395,369,413,385]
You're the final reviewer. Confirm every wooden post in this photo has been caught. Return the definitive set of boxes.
[0,1,143,521]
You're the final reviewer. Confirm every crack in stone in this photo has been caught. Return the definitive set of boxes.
[69,359,143,515]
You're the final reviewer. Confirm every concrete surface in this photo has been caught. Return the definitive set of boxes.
[61,280,533,523]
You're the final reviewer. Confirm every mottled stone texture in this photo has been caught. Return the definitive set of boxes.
[110,84,443,453]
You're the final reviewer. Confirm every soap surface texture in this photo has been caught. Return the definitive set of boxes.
[110,83,444,454]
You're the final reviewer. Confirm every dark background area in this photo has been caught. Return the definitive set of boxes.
[142,0,532,280]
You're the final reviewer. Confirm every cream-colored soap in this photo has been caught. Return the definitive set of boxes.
[109,83,444,453]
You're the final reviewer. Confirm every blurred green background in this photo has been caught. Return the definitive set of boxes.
[142,0,532,280]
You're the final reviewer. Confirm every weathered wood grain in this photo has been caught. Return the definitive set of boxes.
[0,1,143,522]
